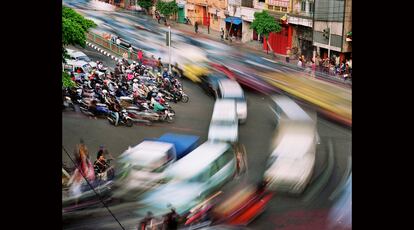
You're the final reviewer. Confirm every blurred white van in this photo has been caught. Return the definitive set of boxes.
[217,79,247,123]
[264,95,318,194]
[208,99,238,143]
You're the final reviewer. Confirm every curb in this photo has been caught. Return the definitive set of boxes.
[85,41,121,62]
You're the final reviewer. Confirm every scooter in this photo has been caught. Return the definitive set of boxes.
[107,109,134,127]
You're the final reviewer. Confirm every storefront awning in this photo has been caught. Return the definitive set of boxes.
[225,17,242,25]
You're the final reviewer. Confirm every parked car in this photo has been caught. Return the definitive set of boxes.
[66,48,97,67]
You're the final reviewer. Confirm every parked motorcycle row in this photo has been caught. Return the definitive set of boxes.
[62,58,190,127]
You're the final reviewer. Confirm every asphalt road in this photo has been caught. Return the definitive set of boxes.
[62,45,351,230]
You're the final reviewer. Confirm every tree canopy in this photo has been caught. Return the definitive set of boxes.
[138,0,154,11]
[156,0,178,18]
[250,10,281,38]
[62,6,96,48]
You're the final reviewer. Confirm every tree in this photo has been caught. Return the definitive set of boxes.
[62,6,96,87]
[250,10,281,54]
[62,71,76,88]
[156,0,178,24]
[62,6,96,61]
[138,0,153,14]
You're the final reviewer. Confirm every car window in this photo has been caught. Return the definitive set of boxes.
[216,147,234,168]
[64,64,73,72]
[78,56,91,62]
[209,161,220,177]
[189,168,210,183]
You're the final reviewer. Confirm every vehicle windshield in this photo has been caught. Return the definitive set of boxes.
[78,56,91,62]
[211,120,236,126]
[130,156,170,173]
[83,64,92,73]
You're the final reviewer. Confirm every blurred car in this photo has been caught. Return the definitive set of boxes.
[208,99,239,143]
[199,72,229,98]
[217,79,247,123]
[138,141,237,216]
[114,134,199,199]
[182,63,210,83]
[264,96,318,195]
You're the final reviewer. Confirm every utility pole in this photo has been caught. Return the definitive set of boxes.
[168,26,172,73]
[327,22,331,58]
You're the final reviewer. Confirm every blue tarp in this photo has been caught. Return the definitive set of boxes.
[149,133,200,159]
[225,17,242,25]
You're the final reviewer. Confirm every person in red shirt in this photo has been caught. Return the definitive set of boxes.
[137,49,143,65]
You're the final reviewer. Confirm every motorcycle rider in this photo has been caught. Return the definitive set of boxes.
[132,79,140,93]
[163,206,180,230]
[151,96,166,113]
[94,153,109,174]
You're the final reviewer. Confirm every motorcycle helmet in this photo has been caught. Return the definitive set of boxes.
[133,79,139,83]
[102,89,108,94]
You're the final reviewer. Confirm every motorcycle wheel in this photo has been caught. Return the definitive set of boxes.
[168,109,176,116]
[126,119,133,127]
[181,94,189,103]
[167,115,174,123]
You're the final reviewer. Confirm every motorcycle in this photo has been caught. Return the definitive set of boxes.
[80,101,110,118]
[126,106,175,124]
[175,89,189,103]
[62,159,115,213]
[107,109,134,127]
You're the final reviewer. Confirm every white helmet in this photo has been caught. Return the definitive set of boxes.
[102,89,108,94]
[133,79,139,83]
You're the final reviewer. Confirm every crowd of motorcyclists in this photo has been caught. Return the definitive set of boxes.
[62,56,189,126]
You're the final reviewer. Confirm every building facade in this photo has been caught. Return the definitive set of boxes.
[264,0,292,55]
[288,0,314,60]
[312,0,352,61]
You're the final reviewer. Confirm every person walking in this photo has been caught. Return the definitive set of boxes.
[220,28,224,41]
[194,21,198,34]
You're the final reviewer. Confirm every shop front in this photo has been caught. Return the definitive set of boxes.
[225,16,243,40]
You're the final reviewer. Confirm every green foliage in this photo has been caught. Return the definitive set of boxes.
[138,0,153,10]
[62,72,76,88]
[62,6,96,60]
[250,10,281,38]
[156,0,178,18]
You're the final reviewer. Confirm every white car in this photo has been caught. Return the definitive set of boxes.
[208,99,238,143]
[138,141,237,216]
[264,96,319,195]
[217,79,247,124]
[66,48,96,67]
